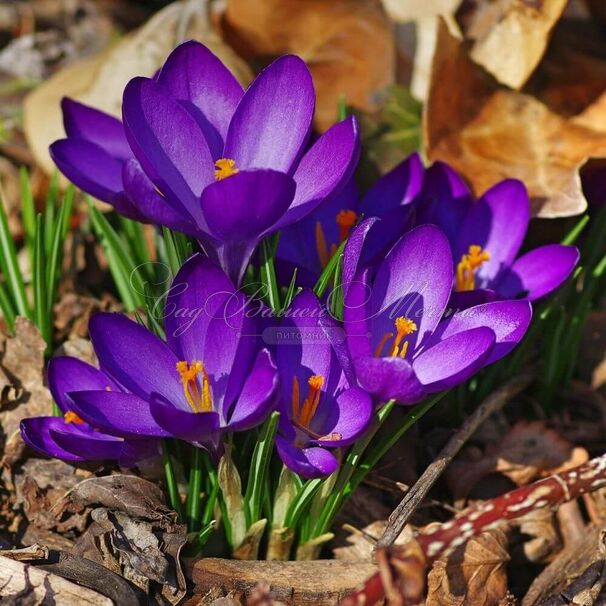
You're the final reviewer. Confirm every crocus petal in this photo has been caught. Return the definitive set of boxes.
[275,436,338,479]
[201,170,295,283]
[412,326,495,391]
[122,77,214,223]
[343,268,374,360]
[226,349,278,430]
[149,395,220,442]
[353,356,425,404]
[202,170,295,241]
[274,117,360,229]
[47,356,118,414]
[50,138,123,203]
[50,427,124,460]
[342,217,380,298]
[69,390,171,437]
[416,161,472,249]
[156,41,244,158]
[224,55,314,172]
[309,386,372,447]
[426,300,532,365]
[448,289,500,312]
[122,159,202,237]
[89,313,183,404]
[457,179,530,285]
[495,244,580,301]
[20,417,86,461]
[277,291,336,401]
[62,98,131,160]
[370,225,453,352]
[359,152,423,216]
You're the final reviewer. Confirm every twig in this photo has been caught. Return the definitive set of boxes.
[340,450,606,606]
[378,373,533,547]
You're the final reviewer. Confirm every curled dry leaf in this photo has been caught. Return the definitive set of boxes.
[0,318,52,466]
[23,0,253,178]
[426,527,512,606]
[458,0,567,89]
[334,520,414,561]
[64,475,187,605]
[222,0,395,131]
[424,19,606,218]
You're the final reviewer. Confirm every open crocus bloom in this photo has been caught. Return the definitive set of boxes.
[277,153,423,283]
[417,163,579,305]
[50,41,359,284]
[20,357,156,465]
[60,254,278,454]
[275,291,372,478]
[344,225,533,404]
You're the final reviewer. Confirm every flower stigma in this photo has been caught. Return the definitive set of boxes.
[176,360,213,413]
[374,316,418,358]
[291,375,341,441]
[315,209,358,268]
[214,158,239,181]
[456,245,490,292]
[64,411,86,425]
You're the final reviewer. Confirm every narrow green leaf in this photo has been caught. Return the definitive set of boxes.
[313,239,346,298]
[44,172,59,258]
[284,479,322,529]
[245,411,280,523]
[20,167,36,265]
[561,214,589,245]
[0,280,16,329]
[186,446,204,533]
[161,440,183,519]
[282,267,299,312]
[33,215,51,347]
[260,235,281,313]
[0,194,30,319]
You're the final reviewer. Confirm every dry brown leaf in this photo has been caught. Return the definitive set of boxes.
[222,0,395,131]
[426,528,512,606]
[447,422,586,500]
[24,0,253,178]
[0,317,52,465]
[458,0,567,89]
[424,19,606,218]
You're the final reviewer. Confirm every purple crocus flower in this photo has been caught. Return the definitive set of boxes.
[344,225,533,404]
[20,357,156,465]
[417,163,580,305]
[277,153,424,283]
[50,41,360,285]
[57,254,278,453]
[274,291,372,478]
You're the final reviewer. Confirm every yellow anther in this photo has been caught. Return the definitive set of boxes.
[214,158,239,181]
[455,244,490,292]
[375,316,418,358]
[176,360,213,413]
[64,411,85,425]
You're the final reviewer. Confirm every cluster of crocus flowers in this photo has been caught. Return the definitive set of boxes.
[29,40,581,486]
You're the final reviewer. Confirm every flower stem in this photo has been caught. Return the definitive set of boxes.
[186,446,204,533]
[161,440,183,519]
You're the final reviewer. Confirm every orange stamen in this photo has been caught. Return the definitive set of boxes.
[336,209,357,242]
[375,316,417,358]
[64,411,85,425]
[176,360,213,413]
[455,245,490,292]
[315,221,330,269]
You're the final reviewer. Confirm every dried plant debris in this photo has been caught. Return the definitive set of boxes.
[222,0,395,131]
[424,19,606,218]
[447,421,587,501]
[63,475,187,605]
[0,318,52,466]
[426,527,513,606]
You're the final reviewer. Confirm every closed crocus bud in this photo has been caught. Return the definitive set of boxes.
[267,467,299,560]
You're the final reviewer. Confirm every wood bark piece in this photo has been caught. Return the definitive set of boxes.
[0,554,113,605]
[190,558,376,605]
